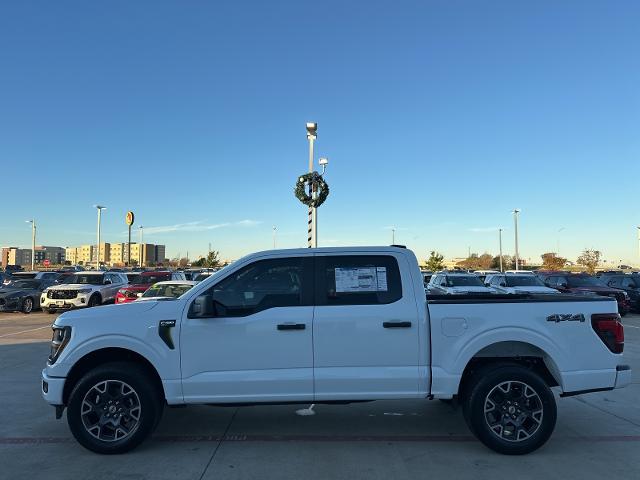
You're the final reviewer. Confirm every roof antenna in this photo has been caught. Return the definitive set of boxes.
[295,403,316,416]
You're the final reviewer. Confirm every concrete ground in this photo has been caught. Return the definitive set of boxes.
[1,310,639,480]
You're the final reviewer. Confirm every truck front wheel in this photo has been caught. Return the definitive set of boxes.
[67,362,162,454]
[462,364,557,455]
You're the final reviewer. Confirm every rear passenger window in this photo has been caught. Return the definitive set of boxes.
[317,255,402,306]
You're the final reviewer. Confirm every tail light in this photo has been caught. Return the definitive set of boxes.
[591,313,624,354]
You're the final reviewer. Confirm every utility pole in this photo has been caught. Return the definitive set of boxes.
[498,228,504,272]
[273,226,277,249]
[392,227,396,244]
[513,209,521,271]
[94,205,106,269]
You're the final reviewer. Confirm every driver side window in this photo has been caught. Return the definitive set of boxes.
[189,257,312,318]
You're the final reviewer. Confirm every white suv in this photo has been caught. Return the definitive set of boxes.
[41,272,127,313]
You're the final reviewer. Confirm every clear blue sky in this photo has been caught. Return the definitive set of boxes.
[1,0,639,264]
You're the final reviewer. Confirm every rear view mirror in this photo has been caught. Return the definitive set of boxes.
[191,295,214,317]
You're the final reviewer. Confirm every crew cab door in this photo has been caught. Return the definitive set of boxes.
[313,253,421,400]
[180,256,315,403]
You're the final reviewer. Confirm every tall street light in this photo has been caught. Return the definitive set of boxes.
[306,122,317,248]
[498,228,504,272]
[25,220,36,270]
[272,226,277,249]
[139,225,144,267]
[93,206,106,269]
[513,209,521,271]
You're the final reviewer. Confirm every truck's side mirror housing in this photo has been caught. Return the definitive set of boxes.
[191,294,214,317]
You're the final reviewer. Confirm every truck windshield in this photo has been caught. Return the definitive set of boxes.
[447,276,484,287]
[506,276,545,287]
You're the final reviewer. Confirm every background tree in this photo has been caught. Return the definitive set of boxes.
[456,253,493,270]
[577,249,601,274]
[490,255,514,271]
[425,251,445,271]
[178,257,190,268]
[540,252,567,271]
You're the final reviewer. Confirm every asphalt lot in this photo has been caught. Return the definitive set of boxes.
[1,310,639,480]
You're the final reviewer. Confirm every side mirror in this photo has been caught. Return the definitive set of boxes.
[191,295,214,317]
[559,282,568,289]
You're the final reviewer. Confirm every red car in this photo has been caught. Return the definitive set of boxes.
[115,271,186,303]
[544,273,631,315]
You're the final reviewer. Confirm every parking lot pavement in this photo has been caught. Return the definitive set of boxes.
[0,311,639,480]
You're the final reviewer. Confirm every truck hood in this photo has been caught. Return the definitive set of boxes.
[510,286,559,294]
[54,301,159,327]
[50,284,102,290]
[448,286,492,294]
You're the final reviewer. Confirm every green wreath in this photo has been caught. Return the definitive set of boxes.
[294,172,330,208]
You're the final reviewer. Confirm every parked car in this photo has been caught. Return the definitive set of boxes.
[40,272,128,313]
[473,270,500,283]
[115,271,187,304]
[544,274,631,315]
[136,280,197,301]
[125,272,142,283]
[597,274,640,312]
[0,279,53,313]
[427,272,493,295]
[42,246,630,455]
[486,274,560,295]
[3,271,61,286]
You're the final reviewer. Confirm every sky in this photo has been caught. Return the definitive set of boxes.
[1,0,639,264]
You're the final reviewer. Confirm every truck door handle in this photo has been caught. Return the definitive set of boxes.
[277,323,306,331]
[383,321,412,328]
[158,320,176,349]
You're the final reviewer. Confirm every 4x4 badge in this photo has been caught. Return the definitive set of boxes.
[547,313,585,323]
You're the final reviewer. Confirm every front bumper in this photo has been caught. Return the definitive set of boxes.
[40,295,90,310]
[41,369,65,406]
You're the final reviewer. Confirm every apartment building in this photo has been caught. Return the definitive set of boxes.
[62,243,167,267]
[1,247,32,267]
[34,246,66,264]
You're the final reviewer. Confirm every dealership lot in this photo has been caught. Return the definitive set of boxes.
[0,310,639,480]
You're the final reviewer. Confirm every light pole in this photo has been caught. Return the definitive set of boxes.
[637,227,640,259]
[557,227,565,256]
[306,123,317,248]
[273,226,277,249]
[498,228,504,272]
[513,209,521,271]
[26,220,36,270]
[139,225,144,267]
[94,205,106,269]
[391,227,396,244]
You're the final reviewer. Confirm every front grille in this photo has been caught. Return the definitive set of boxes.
[48,290,78,300]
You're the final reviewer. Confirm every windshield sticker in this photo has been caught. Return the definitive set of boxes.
[335,267,388,293]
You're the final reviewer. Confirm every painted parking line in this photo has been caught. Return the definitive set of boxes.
[624,324,640,329]
[0,325,51,338]
[2,434,640,445]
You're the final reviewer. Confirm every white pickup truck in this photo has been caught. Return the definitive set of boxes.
[42,247,631,455]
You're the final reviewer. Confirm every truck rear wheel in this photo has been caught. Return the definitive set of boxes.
[67,362,162,454]
[462,364,556,455]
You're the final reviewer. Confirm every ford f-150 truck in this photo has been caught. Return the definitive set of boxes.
[42,247,630,455]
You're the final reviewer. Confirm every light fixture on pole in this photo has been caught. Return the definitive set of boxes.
[93,205,106,269]
[513,209,521,271]
[272,226,277,249]
[498,228,504,272]
[25,220,36,270]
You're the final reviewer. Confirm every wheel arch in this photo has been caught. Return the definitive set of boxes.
[457,341,563,397]
[62,347,165,405]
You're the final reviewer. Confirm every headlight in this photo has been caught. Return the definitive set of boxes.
[78,288,92,294]
[48,326,72,365]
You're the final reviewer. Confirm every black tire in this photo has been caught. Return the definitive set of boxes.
[21,297,34,314]
[462,364,556,455]
[88,294,102,308]
[67,362,162,454]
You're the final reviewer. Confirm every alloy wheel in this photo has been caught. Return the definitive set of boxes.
[483,380,543,442]
[80,380,142,442]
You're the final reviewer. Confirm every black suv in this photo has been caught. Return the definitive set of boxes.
[596,274,640,312]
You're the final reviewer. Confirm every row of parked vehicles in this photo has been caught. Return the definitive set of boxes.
[0,267,222,314]
[423,269,638,315]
